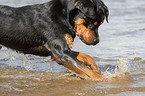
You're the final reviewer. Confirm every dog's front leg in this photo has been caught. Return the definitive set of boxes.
[48,40,103,81]
[51,51,101,74]
[71,51,101,74]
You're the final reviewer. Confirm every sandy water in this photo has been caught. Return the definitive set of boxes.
[0,0,145,96]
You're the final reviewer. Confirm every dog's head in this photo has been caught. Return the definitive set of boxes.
[67,0,109,45]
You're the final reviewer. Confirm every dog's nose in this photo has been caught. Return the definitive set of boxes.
[93,37,99,45]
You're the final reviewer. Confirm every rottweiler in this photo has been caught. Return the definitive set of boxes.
[0,0,109,81]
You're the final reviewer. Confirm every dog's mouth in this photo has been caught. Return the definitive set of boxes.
[74,18,99,45]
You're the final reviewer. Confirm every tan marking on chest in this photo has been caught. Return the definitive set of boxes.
[65,33,73,48]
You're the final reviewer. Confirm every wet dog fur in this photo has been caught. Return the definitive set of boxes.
[0,0,109,80]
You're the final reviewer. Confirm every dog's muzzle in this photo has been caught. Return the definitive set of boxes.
[74,18,99,45]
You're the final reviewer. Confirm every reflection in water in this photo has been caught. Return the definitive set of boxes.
[1,0,145,96]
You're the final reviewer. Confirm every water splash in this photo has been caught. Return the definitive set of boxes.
[118,57,131,73]
[22,56,34,71]
[102,56,135,80]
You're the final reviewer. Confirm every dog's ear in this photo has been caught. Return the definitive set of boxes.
[93,0,109,23]
[74,0,96,19]
[73,0,109,23]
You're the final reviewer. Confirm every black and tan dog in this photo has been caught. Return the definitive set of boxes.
[0,0,109,81]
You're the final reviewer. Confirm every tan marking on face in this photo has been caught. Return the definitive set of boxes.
[106,11,109,15]
[75,18,86,25]
[74,18,85,36]
[100,22,103,25]
[94,21,98,25]
[65,33,73,48]
[74,18,96,44]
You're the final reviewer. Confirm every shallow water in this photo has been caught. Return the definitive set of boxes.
[0,0,145,96]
